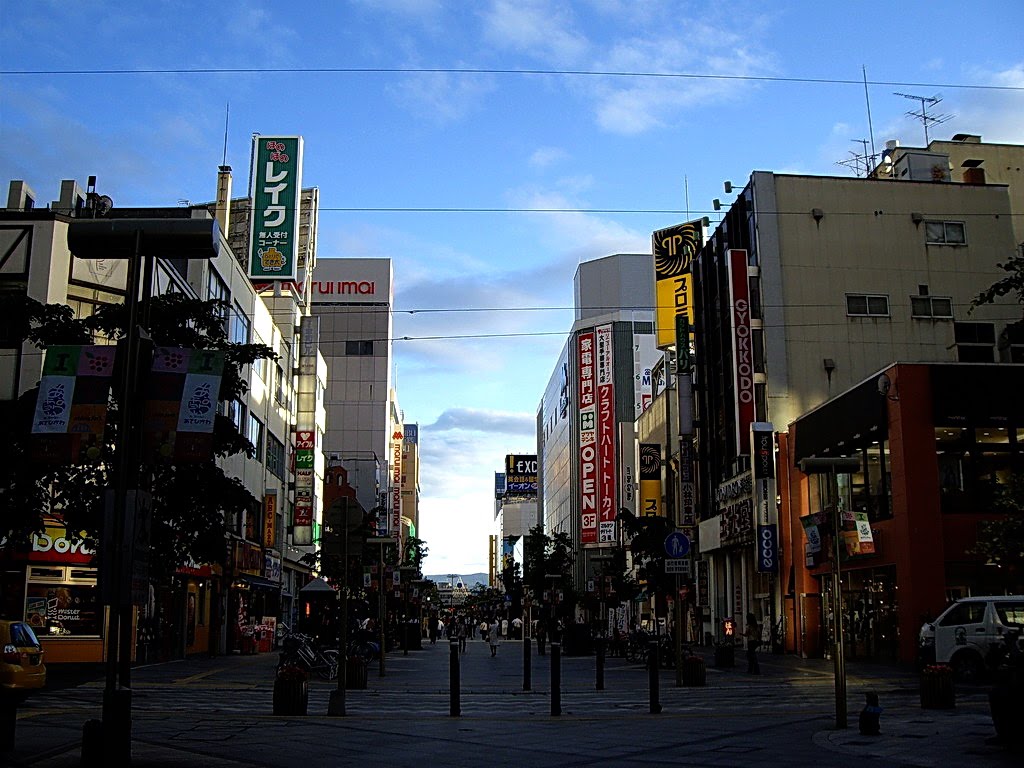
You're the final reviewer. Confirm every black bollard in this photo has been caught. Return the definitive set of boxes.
[0,695,16,753]
[449,639,461,717]
[550,642,562,716]
[523,624,532,691]
[648,640,662,714]
[596,637,605,691]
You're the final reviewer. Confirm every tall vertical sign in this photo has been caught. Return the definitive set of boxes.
[578,330,598,544]
[751,423,777,573]
[652,221,701,349]
[391,430,403,539]
[728,249,754,451]
[639,443,663,517]
[248,136,303,281]
[293,314,319,546]
[595,324,617,543]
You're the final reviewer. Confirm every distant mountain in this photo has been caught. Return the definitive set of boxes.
[425,572,488,588]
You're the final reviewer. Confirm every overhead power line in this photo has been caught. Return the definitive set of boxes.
[2,64,1021,92]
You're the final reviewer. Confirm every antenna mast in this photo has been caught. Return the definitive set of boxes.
[893,92,953,145]
[836,139,875,177]
[222,103,230,166]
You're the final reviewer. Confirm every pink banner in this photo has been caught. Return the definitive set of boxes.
[595,325,617,542]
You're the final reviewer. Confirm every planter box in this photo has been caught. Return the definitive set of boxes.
[920,668,955,709]
[273,677,309,716]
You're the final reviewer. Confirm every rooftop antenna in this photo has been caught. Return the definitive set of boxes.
[222,103,230,166]
[836,139,875,177]
[862,66,877,164]
[893,92,953,145]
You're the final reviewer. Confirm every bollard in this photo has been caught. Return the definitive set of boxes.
[449,639,461,717]
[0,695,16,753]
[523,625,532,691]
[550,642,562,716]
[596,637,605,691]
[648,641,662,714]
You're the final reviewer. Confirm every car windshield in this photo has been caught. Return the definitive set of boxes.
[10,622,42,648]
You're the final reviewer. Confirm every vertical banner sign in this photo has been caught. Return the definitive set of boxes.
[639,443,663,517]
[757,524,778,573]
[595,324,617,542]
[32,345,116,463]
[495,472,507,499]
[294,429,315,536]
[391,430,403,538]
[144,348,225,463]
[248,136,303,281]
[578,330,598,544]
[652,221,701,348]
[263,491,278,549]
[696,559,710,607]
[728,250,755,451]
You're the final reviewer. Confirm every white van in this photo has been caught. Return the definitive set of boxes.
[918,595,1024,681]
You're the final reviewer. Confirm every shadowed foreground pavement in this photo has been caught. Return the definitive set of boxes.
[4,637,1018,767]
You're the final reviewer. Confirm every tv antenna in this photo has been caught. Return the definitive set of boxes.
[836,139,877,177]
[893,92,953,145]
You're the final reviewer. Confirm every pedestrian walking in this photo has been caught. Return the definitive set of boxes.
[479,620,489,643]
[536,620,547,655]
[489,622,501,657]
[457,616,467,653]
[744,612,761,674]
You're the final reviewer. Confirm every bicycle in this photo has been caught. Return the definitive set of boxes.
[278,631,339,680]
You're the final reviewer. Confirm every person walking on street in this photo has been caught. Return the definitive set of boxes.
[744,612,761,674]
[457,616,467,653]
[536,619,547,655]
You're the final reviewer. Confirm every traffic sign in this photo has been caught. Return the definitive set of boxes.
[664,531,690,558]
[664,558,691,576]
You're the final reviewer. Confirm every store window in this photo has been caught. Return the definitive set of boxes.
[24,566,100,637]
[937,425,1021,514]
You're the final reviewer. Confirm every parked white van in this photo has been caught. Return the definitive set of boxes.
[918,595,1024,682]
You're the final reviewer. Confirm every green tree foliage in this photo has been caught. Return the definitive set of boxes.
[617,507,674,599]
[0,293,276,582]
[523,524,577,619]
[402,536,429,577]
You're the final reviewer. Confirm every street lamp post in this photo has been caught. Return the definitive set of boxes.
[67,218,220,761]
[799,457,860,730]
[367,537,397,677]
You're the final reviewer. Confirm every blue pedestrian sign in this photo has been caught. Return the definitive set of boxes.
[664,531,690,558]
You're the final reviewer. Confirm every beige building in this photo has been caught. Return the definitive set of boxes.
[692,139,1022,644]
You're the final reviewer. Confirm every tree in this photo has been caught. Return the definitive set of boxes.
[522,524,577,621]
[402,536,429,577]
[617,507,674,602]
[1,293,276,583]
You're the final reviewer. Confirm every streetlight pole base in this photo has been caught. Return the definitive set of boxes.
[327,689,346,717]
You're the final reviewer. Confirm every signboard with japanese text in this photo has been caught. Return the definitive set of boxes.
[143,347,224,463]
[248,136,303,280]
[595,324,617,542]
[578,330,598,543]
[504,454,538,495]
[652,221,701,348]
[639,443,663,517]
[263,492,277,549]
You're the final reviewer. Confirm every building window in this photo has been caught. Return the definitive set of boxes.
[248,414,264,459]
[954,322,995,362]
[345,340,374,356]
[846,294,889,317]
[226,398,246,435]
[266,433,285,479]
[230,302,250,346]
[911,296,954,319]
[1000,323,1024,363]
[925,220,967,245]
[24,566,100,637]
[274,361,287,405]
[207,268,230,331]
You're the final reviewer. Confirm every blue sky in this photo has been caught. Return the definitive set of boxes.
[3,1,1023,574]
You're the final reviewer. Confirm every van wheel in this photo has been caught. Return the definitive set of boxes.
[951,651,985,684]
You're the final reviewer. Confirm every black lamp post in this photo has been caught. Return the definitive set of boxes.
[67,218,220,762]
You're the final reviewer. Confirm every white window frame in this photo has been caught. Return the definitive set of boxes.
[910,295,954,319]
[846,293,890,318]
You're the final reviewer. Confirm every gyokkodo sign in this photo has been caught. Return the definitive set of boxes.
[729,250,754,450]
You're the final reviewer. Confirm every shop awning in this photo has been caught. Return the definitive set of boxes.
[233,573,279,590]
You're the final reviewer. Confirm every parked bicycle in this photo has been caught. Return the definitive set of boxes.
[624,630,683,667]
[278,630,339,680]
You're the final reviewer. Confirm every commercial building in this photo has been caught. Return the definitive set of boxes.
[0,172,322,660]
[537,253,661,602]
[690,135,1023,656]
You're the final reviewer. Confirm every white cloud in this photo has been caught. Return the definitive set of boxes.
[480,0,589,65]
[426,407,536,435]
[387,70,498,124]
[529,146,569,169]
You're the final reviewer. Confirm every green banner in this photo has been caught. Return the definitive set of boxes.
[248,136,303,280]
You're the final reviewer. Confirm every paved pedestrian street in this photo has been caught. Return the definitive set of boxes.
[6,640,1018,767]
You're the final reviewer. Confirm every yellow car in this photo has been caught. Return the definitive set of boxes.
[0,620,46,698]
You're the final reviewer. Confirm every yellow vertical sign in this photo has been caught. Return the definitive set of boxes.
[652,221,701,348]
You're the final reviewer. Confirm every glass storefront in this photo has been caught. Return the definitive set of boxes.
[23,565,101,638]
[820,564,899,662]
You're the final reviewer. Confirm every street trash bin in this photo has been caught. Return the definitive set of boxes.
[714,642,735,668]
[346,657,368,689]
[273,675,309,716]
[920,665,955,709]
[682,655,707,686]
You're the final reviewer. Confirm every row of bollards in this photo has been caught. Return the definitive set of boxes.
[447,636,665,717]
